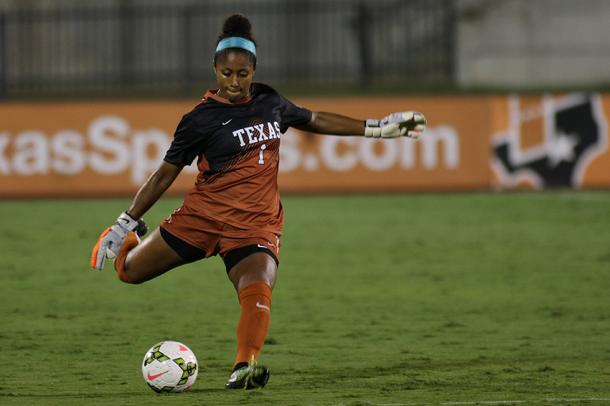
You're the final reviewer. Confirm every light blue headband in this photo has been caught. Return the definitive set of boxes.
[215,37,257,56]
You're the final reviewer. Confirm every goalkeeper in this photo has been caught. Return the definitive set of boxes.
[90,13,426,391]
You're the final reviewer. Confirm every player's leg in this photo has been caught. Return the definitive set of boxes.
[115,227,189,284]
[228,252,277,365]
[227,251,277,291]
[224,247,278,389]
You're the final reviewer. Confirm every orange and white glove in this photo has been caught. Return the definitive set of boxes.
[364,111,426,139]
[90,212,146,270]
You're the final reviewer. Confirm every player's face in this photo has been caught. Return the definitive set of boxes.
[214,51,255,102]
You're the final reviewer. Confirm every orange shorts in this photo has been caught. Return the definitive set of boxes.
[159,207,281,263]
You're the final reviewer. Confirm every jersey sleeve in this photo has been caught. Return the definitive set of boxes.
[164,111,207,167]
[278,95,313,133]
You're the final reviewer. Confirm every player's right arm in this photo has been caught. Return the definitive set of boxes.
[272,86,426,139]
[90,161,183,270]
[301,111,427,139]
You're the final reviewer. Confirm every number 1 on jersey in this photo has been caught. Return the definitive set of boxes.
[258,144,267,165]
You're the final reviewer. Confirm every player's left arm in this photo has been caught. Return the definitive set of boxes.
[296,111,426,139]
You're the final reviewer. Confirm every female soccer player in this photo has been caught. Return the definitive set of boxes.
[90,14,426,390]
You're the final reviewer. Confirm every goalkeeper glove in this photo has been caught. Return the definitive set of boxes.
[364,111,426,139]
[90,212,147,270]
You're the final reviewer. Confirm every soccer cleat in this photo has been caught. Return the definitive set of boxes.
[225,361,270,390]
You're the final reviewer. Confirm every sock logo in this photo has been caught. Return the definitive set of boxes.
[255,302,270,311]
[492,94,608,188]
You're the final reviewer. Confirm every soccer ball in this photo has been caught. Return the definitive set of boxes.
[142,341,198,393]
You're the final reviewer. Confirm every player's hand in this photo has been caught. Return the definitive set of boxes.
[364,111,426,139]
[90,212,146,270]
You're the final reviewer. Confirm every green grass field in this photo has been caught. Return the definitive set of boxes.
[1,191,610,405]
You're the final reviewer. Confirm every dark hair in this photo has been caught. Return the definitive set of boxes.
[214,14,257,68]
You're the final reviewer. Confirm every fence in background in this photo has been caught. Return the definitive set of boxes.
[0,0,455,99]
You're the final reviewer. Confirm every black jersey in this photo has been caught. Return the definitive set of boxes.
[164,83,312,234]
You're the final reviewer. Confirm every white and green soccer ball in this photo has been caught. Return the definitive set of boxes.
[142,341,198,393]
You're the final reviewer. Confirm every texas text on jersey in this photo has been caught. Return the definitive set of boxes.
[163,82,312,237]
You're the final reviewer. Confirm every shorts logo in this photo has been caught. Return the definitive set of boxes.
[492,94,608,188]
[257,242,279,254]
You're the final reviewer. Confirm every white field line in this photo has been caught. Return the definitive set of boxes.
[442,401,525,405]
[443,399,610,405]
[506,192,610,203]
[324,398,610,406]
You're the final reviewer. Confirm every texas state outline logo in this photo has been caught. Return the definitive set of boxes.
[492,94,608,188]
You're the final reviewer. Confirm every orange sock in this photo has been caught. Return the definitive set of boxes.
[234,282,272,366]
[114,232,139,283]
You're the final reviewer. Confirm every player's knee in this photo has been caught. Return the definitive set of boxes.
[233,268,277,292]
[116,260,145,285]
[117,269,134,284]
[116,268,142,284]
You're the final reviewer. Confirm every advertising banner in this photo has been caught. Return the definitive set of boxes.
[489,94,609,189]
[278,97,492,192]
[0,94,608,197]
